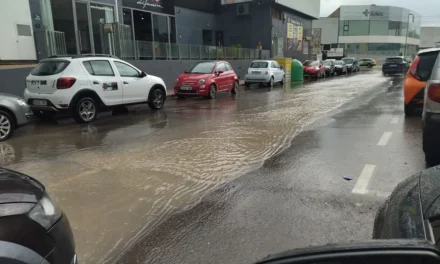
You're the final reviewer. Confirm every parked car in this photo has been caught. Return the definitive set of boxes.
[421,50,440,165]
[323,60,335,77]
[403,48,440,116]
[373,165,440,244]
[382,56,410,76]
[174,61,239,99]
[334,60,348,75]
[24,55,166,124]
[0,168,76,264]
[359,58,376,68]
[244,60,285,87]
[0,94,32,141]
[303,60,325,79]
[342,57,360,73]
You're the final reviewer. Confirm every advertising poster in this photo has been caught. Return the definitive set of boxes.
[296,26,303,52]
[312,28,322,55]
[287,23,294,51]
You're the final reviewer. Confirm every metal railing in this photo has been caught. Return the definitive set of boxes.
[117,40,270,61]
[45,30,67,57]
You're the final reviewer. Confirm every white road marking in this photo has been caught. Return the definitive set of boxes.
[391,116,399,124]
[352,164,376,195]
[377,132,393,146]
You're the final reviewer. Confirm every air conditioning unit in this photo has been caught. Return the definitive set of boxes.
[236,3,250,16]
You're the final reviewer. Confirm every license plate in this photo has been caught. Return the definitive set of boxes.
[33,99,47,106]
[252,71,261,74]
[389,64,397,67]
[180,86,192,91]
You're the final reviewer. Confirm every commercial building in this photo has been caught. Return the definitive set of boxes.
[313,5,421,59]
[420,27,440,49]
[1,0,320,62]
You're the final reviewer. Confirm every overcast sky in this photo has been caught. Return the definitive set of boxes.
[320,0,440,26]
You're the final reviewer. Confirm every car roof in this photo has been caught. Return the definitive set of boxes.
[418,47,440,55]
[385,56,404,59]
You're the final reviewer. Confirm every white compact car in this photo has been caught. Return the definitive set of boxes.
[244,60,285,87]
[24,55,166,123]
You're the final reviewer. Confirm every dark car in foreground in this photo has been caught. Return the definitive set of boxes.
[373,165,440,245]
[0,168,76,264]
[342,57,360,73]
[323,60,335,77]
[382,56,410,75]
[334,60,348,75]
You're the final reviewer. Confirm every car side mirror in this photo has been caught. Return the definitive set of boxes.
[140,71,147,78]
[256,240,440,264]
[280,66,284,70]
[217,70,224,75]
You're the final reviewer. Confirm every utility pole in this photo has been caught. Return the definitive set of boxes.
[404,13,414,58]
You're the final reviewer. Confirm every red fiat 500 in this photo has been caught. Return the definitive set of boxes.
[174,61,239,99]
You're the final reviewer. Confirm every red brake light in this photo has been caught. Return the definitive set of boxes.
[428,83,440,103]
[57,77,76,89]
[409,56,420,80]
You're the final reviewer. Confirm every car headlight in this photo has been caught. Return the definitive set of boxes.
[28,193,62,230]
[16,98,27,106]
[198,79,205,84]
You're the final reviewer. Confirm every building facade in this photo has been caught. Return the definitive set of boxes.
[313,5,421,59]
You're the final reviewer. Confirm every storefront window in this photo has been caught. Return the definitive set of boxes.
[123,8,132,26]
[51,0,77,54]
[152,14,169,59]
[170,17,176,44]
[90,4,115,54]
[369,21,388,36]
[133,10,152,42]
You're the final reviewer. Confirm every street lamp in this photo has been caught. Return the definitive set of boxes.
[404,13,415,58]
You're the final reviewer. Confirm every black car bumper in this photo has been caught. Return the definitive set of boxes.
[46,214,77,264]
[382,67,407,74]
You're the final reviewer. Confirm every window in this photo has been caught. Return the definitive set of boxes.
[31,61,70,76]
[187,62,216,74]
[250,62,268,68]
[216,63,226,72]
[369,21,388,36]
[272,8,281,20]
[17,24,32,36]
[417,51,440,78]
[303,61,319,66]
[274,62,281,68]
[83,61,115,76]
[225,63,232,71]
[385,58,403,63]
[114,61,140,77]
[271,62,277,68]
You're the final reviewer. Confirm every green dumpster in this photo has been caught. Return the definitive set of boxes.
[291,59,303,81]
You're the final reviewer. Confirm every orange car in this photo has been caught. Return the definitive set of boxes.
[404,48,440,115]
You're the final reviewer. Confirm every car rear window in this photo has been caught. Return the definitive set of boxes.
[304,61,319,66]
[385,58,403,63]
[417,51,440,76]
[250,62,268,68]
[31,61,70,76]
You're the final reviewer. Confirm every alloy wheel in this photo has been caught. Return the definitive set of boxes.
[152,90,164,109]
[0,114,11,140]
[79,100,96,122]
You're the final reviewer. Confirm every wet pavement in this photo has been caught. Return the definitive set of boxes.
[2,70,426,263]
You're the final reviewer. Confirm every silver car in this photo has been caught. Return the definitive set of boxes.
[244,60,285,87]
[0,94,32,141]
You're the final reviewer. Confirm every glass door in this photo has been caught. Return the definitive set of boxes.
[90,4,115,54]
[75,1,93,54]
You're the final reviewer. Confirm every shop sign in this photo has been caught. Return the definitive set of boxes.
[363,9,384,17]
[123,0,174,15]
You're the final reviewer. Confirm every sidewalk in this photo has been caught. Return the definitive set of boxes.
[167,80,245,97]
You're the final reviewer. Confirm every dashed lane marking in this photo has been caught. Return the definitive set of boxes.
[377,132,393,146]
[352,164,376,195]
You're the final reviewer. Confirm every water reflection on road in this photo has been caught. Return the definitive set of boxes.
[4,72,387,263]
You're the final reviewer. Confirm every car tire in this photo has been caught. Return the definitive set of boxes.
[231,81,239,95]
[0,111,14,142]
[245,82,250,87]
[268,77,274,87]
[207,84,216,99]
[73,97,98,124]
[148,87,165,110]
[404,104,414,116]
[32,110,56,120]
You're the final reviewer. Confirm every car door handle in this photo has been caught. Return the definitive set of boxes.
[93,81,100,85]
[123,81,129,84]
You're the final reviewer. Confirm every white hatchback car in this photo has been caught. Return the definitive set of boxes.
[24,55,166,123]
[244,60,285,87]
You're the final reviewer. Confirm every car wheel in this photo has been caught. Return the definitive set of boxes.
[404,104,415,116]
[0,111,14,142]
[208,84,216,99]
[73,97,98,123]
[148,88,165,110]
[245,82,251,87]
[32,110,56,120]
[268,77,274,87]
[231,81,239,95]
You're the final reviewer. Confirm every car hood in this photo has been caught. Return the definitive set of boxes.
[0,168,44,204]
[178,73,213,83]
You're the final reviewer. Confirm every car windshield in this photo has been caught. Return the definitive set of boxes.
[359,59,370,62]
[31,61,70,76]
[335,61,343,65]
[385,58,403,63]
[187,62,216,74]
[250,62,269,68]
[342,58,354,64]
[304,61,319,66]
[324,61,332,66]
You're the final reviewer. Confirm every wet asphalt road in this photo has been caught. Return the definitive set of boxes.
[2,70,427,263]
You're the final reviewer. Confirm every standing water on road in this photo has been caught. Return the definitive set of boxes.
[5,72,387,263]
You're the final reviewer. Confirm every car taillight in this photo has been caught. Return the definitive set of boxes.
[409,56,420,80]
[56,77,76,89]
[428,83,440,103]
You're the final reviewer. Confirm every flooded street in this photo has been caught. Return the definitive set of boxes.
[2,71,410,263]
